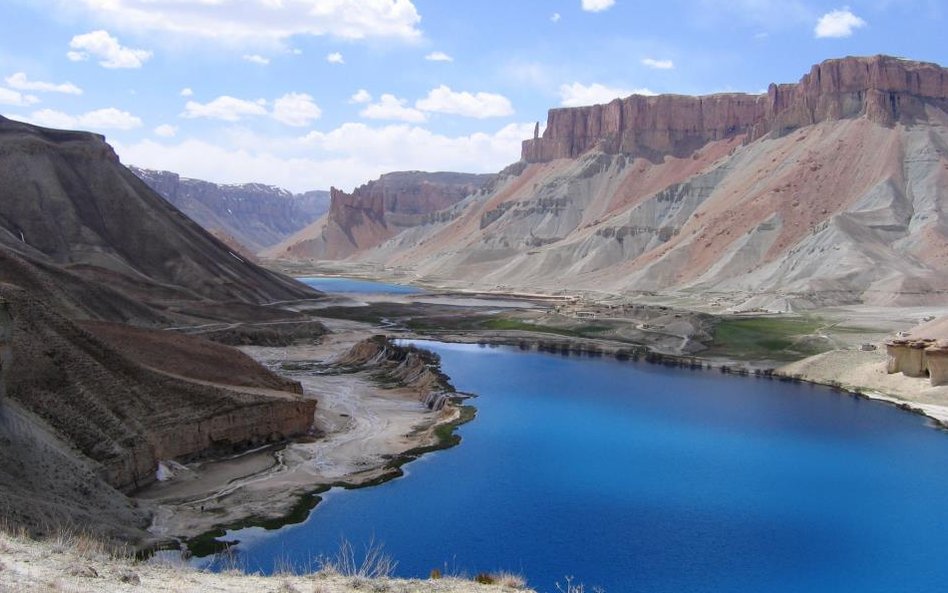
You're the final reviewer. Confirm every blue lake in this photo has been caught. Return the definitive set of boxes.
[218,341,948,593]
[298,276,423,295]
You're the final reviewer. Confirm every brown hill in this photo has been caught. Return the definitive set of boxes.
[292,56,948,309]
[264,170,493,260]
[0,116,323,542]
[0,116,319,324]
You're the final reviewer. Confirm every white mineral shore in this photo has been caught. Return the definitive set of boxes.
[0,529,532,593]
[140,319,462,541]
[780,348,948,425]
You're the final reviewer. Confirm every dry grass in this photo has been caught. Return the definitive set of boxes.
[0,524,537,593]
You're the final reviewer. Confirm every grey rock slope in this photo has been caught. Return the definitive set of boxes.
[130,166,330,254]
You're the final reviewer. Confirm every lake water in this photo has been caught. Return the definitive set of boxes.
[216,342,948,593]
[298,276,423,295]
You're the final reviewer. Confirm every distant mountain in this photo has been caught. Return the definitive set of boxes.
[278,55,948,310]
[130,166,330,254]
[263,170,493,260]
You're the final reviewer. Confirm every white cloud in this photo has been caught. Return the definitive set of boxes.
[180,87,194,97]
[111,122,533,193]
[425,51,453,62]
[272,92,321,127]
[67,30,152,69]
[182,96,268,121]
[559,82,655,107]
[5,72,82,95]
[243,54,270,65]
[350,89,372,104]
[154,124,177,137]
[551,12,561,22]
[642,57,674,70]
[814,8,867,38]
[0,87,39,107]
[360,94,427,123]
[581,0,615,12]
[20,107,143,130]
[415,85,514,118]
[68,0,423,45]
[326,52,345,64]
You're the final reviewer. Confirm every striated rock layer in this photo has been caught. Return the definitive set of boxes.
[265,171,493,260]
[523,55,948,163]
[0,116,320,541]
[297,56,948,309]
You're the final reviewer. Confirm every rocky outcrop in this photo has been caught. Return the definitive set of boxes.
[3,286,315,494]
[336,335,455,410]
[523,93,767,162]
[130,167,330,253]
[524,56,948,163]
[265,171,493,260]
[926,343,948,386]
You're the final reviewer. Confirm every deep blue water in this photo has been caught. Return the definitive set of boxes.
[298,276,423,295]
[216,342,948,593]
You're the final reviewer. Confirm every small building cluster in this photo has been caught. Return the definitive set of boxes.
[885,338,948,386]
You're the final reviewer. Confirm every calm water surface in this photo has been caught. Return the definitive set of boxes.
[298,276,423,295]
[219,341,948,593]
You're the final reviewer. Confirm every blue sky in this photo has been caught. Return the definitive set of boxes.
[0,0,944,192]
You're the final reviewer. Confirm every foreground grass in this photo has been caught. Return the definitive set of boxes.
[0,527,535,593]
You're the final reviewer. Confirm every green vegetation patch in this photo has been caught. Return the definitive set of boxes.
[706,315,829,362]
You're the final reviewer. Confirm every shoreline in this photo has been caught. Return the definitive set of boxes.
[139,322,474,551]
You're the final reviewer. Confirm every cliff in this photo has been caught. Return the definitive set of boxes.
[130,167,330,253]
[265,171,493,260]
[523,55,948,163]
[332,56,948,308]
[0,116,323,541]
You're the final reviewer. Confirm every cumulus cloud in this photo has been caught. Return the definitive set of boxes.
[0,87,39,107]
[814,8,866,38]
[581,0,615,12]
[350,89,372,104]
[243,54,270,65]
[67,30,152,69]
[182,96,268,121]
[180,87,194,97]
[19,107,143,130]
[154,124,177,137]
[271,92,322,127]
[326,52,345,64]
[642,57,674,70]
[5,72,82,95]
[110,122,533,193]
[551,12,561,22]
[559,82,655,107]
[67,0,422,45]
[425,51,453,62]
[415,85,514,118]
[360,94,427,123]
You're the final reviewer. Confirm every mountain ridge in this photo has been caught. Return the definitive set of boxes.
[272,55,948,310]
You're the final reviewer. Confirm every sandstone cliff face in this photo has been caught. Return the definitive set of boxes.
[265,171,493,260]
[131,167,330,253]
[524,56,948,163]
[339,56,948,309]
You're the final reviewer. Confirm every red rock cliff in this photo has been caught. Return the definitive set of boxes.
[523,55,948,163]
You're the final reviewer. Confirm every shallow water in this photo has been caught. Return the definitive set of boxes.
[217,341,948,593]
[298,276,423,295]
